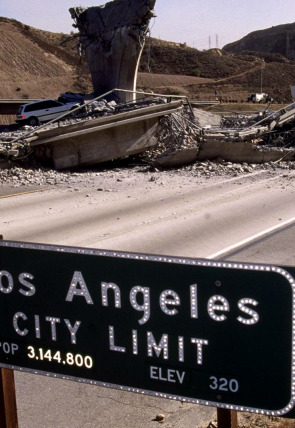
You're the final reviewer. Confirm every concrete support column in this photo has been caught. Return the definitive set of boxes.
[70,0,156,102]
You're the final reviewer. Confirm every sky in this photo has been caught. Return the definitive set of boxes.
[1,0,295,49]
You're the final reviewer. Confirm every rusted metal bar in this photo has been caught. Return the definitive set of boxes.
[0,235,19,428]
[217,408,238,428]
[0,370,18,428]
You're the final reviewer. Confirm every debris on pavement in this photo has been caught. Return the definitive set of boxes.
[153,413,165,423]
[1,158,294,190]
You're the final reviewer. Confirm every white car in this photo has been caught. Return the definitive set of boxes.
[16,99,80,126]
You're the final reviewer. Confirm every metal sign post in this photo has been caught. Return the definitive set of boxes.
[0,240,295,420]
[0,369,18,428]
[217,408,237,428]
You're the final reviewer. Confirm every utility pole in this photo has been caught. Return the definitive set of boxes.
[260,58,264,93]
[286,33,290,59]
[209,35,211,49]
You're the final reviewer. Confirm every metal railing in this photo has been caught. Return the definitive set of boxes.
[7,88,192,145]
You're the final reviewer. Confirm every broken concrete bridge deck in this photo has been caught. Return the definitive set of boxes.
[1,97,295,170]
[28,100,184,169]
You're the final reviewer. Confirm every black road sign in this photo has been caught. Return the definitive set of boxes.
[0,240,294,416]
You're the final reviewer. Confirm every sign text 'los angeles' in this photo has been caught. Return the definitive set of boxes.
[0,240,294,416]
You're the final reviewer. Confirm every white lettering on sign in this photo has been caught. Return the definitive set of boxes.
[190,284,198,318]
[237,298,259,325]
[0,342,19,355]
[109,326,126,353]
[147,332,169,359]
[66,271,93,304]
[207,295,230,322]
[18,273,35,296]
[0,271,13,294]
[45,317,60,341]
[191,338,209,365]
[159,290,180,315]
[150,366,186,384]
[0,271,35,296]
[35,315,41,338]
[129,286,150,325]
[0,267,261,367]
[64,275,260,329]
[13,312,28,336]
[109,327,209,365]
[178,336,184,362]
[12,312,81,344]
[101,282,121,308]
[209,376,239,393]
[64,274,261,366]
[64,271,259,332]
[64,319,81,344]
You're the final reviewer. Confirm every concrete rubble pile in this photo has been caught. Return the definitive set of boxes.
[0,167,72,186]
[262,117,295,148]
[0,130,31,159]
[221,112,270,129]
[182,159,295,177]
[1,99,295,169]
[263,127,295,148]
[2,97,295,166]
[144,108,200,164]
[203,103,295,144]
[1,101,295,186]
[187,103,295,165]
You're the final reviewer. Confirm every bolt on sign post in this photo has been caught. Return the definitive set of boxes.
[0,241,295,420]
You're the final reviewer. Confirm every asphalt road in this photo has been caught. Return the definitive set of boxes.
[1,168,295,427]
[224,223,295,266]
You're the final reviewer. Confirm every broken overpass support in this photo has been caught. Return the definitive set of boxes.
[70,0,156,103]
[28,100,183,169]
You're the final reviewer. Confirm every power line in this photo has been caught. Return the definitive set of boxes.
[286,32,290,59]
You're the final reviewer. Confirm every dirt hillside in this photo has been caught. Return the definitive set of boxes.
[0,17,91,99]
[224,22,295,60]
[0,17,294,103]
[139,38,295,102]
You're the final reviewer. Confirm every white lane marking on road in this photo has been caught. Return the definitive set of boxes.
[207,216,295,260]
